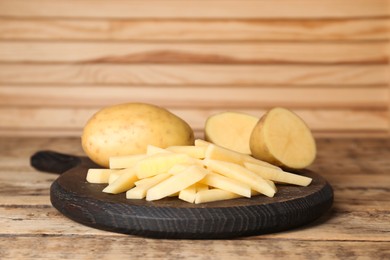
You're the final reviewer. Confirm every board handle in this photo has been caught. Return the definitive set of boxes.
[31,150,82,174]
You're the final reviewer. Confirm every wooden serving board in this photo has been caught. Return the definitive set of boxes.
[31,151,333,239]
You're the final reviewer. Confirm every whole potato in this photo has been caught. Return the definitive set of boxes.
[82,103,194,167]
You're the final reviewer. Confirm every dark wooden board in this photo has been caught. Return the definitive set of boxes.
[32,151,334,239]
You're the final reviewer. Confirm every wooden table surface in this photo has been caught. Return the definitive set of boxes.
[0,137,389,259]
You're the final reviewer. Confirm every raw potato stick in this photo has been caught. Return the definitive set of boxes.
[126,173,171,199]
[86,169,113,184]
[109,154,146,169]
[146,165,208,201]
[195,189,242,204]
[203,159,275,197]
[205,142,279,170]
[136,153,191,179]
[103,167,138,194]
[200,173,251,198]
[178,184,197,203]
[146,144,172,155]
[134,173,171,187]
[245,162,312,186]
[108,171,123,184]
[166,145,207,159]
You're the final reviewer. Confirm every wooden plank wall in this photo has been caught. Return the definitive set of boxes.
[0,0,389,138]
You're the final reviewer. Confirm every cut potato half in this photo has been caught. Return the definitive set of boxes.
[250,107,316,169]
[205,112,258,154]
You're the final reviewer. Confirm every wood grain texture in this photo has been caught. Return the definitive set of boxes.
[0,18,388,41]
[0,107,388,133]
[0,41,387,64]
[0,0,388,138]
[1,86,387,109]
[1,237,389,260]
[0,64,387,86]
[1,137,389,259]
[0,0,388,19]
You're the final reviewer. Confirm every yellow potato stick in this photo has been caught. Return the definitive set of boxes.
[178,184,197,203]
[205,143,244,165]
[166,145,207,159]
[200,173,251,198]
[203,159,275,197]
[195,183,209,192]
[136,153,192,179]
[86,169,114,184]
[195,189,242,204]
[127,173,171,199]
[194,139,211,147]
[109,154,147,169]
[169,192,180,197]
[102,167,138,194]
[146,145,171,155]
[108,171,124,184]
[167,163,192,175]
[265,179,277,192]
[146,165,208,201]
[242,155,281,170]
[87,137,313,204]
[245,162,312,186]
[134,173,171,187]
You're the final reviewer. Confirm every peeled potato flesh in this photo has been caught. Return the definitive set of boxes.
[205,112,258,154]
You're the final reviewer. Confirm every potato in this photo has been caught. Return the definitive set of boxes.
[249,107,316,169]
[205,112,258,154]
[82,103,194,167]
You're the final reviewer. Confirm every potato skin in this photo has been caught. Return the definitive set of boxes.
[249,114,279,165]
[82,103,194,167]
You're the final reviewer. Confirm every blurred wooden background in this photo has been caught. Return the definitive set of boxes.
[0,0,389,138]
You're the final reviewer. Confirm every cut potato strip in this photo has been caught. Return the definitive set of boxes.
[109,154,146,169]
[127,173,171,199]
[242,154,281,170]
[178,184,197,203]
[108,171,124,184]
[245,162,312,186]
[169,192,180,197]
[195,183,209,192]
[195,189,242,204]
[86,169,113,184]
[265,179,277,192]
[194,139,211,147]
[146,145,171,155]
[136,153,191,179]
[134,173,171,187]
[203,159,275,197]
[166,145,206,159]
[86,139,313,204]
[168,163,192,175]
[200,173,251,198]
[146,165,208,201]
[102,167,138,194]
[206,142,279,170]
[205,143,244,165]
